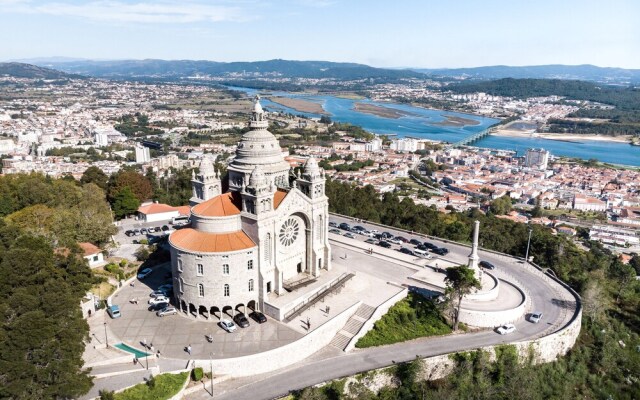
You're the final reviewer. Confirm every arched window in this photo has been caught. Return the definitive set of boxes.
[197,263,203,276]
[179,278,184,294]
[177,259,183,272]
[224,284,230,297]
[222,264,229,275]
[248,279,254,292]
[264,233,271,263]
[198,284,204,297]
[247,260,253,270]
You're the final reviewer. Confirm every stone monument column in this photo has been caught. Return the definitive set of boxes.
[468,220,481,280]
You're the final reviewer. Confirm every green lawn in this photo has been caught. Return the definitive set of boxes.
[113,372,188,400]
[355,293,451,348]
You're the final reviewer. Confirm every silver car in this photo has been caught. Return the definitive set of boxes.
[156,306,177,317]
[529,312,543,323]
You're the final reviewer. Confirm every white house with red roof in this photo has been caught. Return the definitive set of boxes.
[137,202,191,223]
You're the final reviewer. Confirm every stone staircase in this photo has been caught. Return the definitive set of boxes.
[329,303,376,351]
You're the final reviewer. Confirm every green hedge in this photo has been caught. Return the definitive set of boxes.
[114,372,188,400]
[191,367,203,381]
[355,293,451,348]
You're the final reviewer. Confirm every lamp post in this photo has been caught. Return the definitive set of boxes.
[103,322,108,348]
[210,352,214,397]
[524,228,533,264]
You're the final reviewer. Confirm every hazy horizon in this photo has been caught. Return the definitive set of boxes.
[1,0,638,69]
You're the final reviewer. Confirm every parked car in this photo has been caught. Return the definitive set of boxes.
[409,238,421,246]
[124,230,133,236]
[388,238,402,245]
[149,289,169,298]
[329,228,342,234]
[529,312,543,323]
[158,283,173,292]
[219,319,237,333]
[479,260,496,270]
[249,311,267,324]
[328,221,338,227]
[414,249,432,259]
[432,247,449,256]
[370,229,379,234]
[415,244,428,251]
[148,302,169,311]
[339,222,351,231]
[399,247,414,256]
[107,305,121,319]
[161,225,170,231]
[148,295,170,305]
[140,228,148,234]
[423,241,438,250]
[381,231,394,239]
[343,232,357,239]
[365,238,377,244]
[496,324,516,335]
[133,229,141,236]
[153,226,162,232]
[137,268,153,280]
[395,236,408,243]
[378,241,392,248]
[353,225,366,232]
[156,306,178,317]
[233,313,250,328]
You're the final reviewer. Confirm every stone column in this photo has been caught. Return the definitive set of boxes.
[468,220,481,279]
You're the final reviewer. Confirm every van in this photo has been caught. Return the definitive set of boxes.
[107,305,121,319]
[414,249,431,258]
[172,215,189,225]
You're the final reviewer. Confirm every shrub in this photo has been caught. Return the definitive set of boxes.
[99,390,115,400]
[114,372,188,400]
[191,367,203,381]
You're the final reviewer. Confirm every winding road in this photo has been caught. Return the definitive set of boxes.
[187,215,580,400]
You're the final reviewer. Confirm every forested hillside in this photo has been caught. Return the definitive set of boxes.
[309,179,640,399]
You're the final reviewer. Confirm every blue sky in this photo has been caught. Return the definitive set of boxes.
[1,0,638,68]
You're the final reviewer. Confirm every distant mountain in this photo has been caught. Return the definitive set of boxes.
[413,65,640,84]
[31,59,425,80]
[0,62,79,79]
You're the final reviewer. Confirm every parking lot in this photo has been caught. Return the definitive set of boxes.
[106,262,303,360]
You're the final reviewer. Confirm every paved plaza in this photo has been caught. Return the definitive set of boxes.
[106,263,303,360]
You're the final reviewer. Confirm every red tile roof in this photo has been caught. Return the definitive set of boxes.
[192,192,242,217]
[138,203,181,215]
[169,228,256,253]
[78,242,101,256]
[274,189,288,209]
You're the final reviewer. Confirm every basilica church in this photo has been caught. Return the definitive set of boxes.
[168,97,331,320]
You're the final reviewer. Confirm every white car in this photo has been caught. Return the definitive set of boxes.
[156,306,177,317]
[219,319,237,333]
[388,238,402,245]
[370,229,379,234]
[496,323,516,335]
[137,268,153,280]
[529,312,543,323]
[148,295,170,305]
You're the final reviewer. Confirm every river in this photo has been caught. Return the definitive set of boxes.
[229,87,640,167]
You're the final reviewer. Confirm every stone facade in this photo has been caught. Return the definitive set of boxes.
[169,97,331,320]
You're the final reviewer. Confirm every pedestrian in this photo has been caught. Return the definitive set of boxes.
[187,344,192,355]
[327,306,330,314]
[306,317,310,329]
[133,357,138,365]
[150,344,154,352]
[142,338,147,348]
[130,282,135,287]
[156,350,161,358]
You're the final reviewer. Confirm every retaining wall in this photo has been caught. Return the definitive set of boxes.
[458,279,528,327]
[193,301,361,377]
[344,284,408,352]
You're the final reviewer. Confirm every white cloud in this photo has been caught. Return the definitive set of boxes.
[3,0,255,24]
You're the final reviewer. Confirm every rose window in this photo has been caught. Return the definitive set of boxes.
[279,218,300,247]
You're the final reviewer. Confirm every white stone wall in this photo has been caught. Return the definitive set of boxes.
[171,246,259,315]
[190,214,242,234]
[458,280,528,327]
[193,301,361,376]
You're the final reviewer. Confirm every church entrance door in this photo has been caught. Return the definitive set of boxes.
[297,262,302,273]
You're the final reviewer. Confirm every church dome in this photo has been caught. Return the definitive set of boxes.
[249,166,267,187]
[304,156,320,175]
